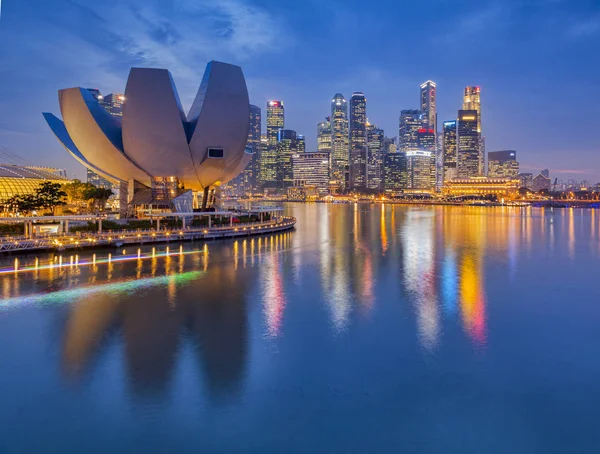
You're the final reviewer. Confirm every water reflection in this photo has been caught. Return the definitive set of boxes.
[61,260,255,404]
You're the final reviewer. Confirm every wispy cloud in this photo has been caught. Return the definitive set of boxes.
[566,15,600,39]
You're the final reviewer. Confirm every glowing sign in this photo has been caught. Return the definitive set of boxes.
[461,116,476,121]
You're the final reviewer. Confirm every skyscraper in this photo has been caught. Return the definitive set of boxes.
[488,150,519,179]
[405,150,436,191]
[417,128,435,151]
[457,110,479,178]
[398,110,422,152]
[384,152,406,192]
[463,86,483,174]
[442,120,457,182]
[292,152,330,194]
[317,118,332,154]
[349,92,368,191]
[330,93,348,189]
[463,87,481,132]
[367,123,384,191]
[277,129,302,189]
[261,100,284,189]
[420,81,437,134]
[244,104,262,195]
[102,93,125,117]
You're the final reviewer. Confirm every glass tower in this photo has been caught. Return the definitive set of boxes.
[330,93,349,190]
[442,120,458,183]
[349,92,368,191]
[317,118,332,154]
[420,81,437,135]
[367,123,384,191]
[398,110,423,152]
[457,110,480,178]
[261,100,284,189]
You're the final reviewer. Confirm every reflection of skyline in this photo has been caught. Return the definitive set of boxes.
[51,233,293,405]
[62,260,255,404]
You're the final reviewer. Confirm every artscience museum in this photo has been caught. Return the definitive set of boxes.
[44,61,252,213]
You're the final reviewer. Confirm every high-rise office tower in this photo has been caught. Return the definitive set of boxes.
[463,87,481,132]
[488,150,519,178]
[457,110,479,178]
[102,93,125,117]
[292,152,330,194]
[405,150,436,191]
[242,104,262,195]
[398,110,423,152]
[297,135,306,153]
[349,92,368,191]
[417,128,436,151]
[261,100,284,189]
[317,118,332,154]
[420,81,437,135]
[442,120,458,182]
[367,123,384,191]
[384,152,406,192]
[463,86,483,174]
[276,129,302,189]
[330,93,349,189]
[266,100,285,146]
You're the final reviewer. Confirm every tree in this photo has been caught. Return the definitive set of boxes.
[5,194,41,215]
[518,187,530,197]
[35,182,67,214]
[84,186,114,213]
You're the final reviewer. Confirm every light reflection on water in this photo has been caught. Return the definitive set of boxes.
[0,204,600,452]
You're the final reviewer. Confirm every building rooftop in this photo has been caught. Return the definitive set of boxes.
[0,165,68,180]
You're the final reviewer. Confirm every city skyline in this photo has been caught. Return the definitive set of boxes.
[0,0,599,181]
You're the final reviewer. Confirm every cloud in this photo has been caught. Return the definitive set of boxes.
[567,15,600,39]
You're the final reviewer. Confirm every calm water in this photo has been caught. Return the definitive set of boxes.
[1,204,600,453]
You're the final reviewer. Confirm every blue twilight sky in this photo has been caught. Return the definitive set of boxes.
[0,0,599,181]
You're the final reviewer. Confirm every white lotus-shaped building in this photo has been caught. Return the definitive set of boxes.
[44,61,252,205]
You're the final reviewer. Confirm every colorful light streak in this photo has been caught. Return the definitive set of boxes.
[0,271,203,311]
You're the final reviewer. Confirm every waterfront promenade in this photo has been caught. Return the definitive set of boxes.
[0,215,296,254]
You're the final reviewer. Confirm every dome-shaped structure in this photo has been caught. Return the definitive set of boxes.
[44,61,252,195]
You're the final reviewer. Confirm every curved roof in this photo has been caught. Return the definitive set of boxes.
[45,61,251,191]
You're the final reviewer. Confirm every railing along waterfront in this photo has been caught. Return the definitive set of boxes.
[0,217,296,253]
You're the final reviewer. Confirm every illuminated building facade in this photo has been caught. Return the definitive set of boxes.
[420,80,437,134]
[0,165,69,205]
[292,152,330,194]
[261,100,284,189]
[102,93,125,117]
[417,128,435,151]
[405,150,436,191]
[366,123,384,191]
[488,150,519,178]
[519,172,533,189]
[463,86,483,174]
[443,177,519,198]
[383,152,406,192]
[398,110,423,152]
[225,103,262,196]
[349,92,368,191]
[277,129,302,189]
[87,168,113,189]
[442,120,457,182]
[330,93,349,189]
[457,110,480,178]
[317,118,332,154]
